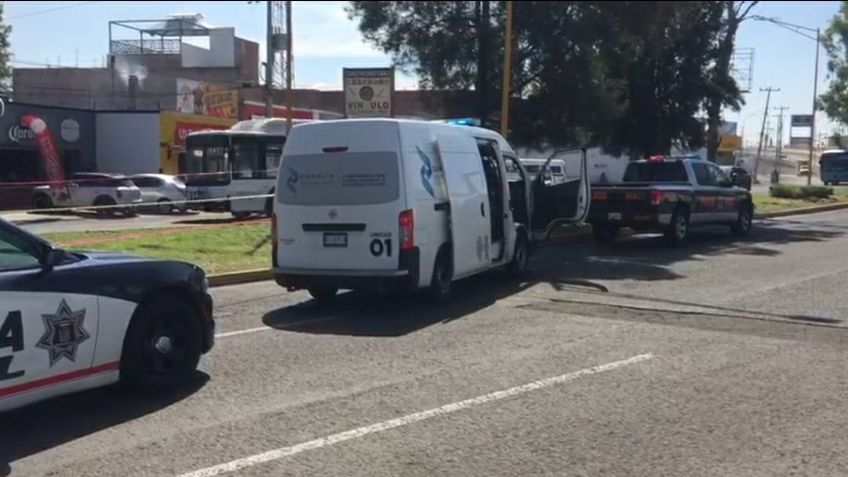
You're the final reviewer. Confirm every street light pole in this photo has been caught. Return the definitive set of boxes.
[808,27,820,185]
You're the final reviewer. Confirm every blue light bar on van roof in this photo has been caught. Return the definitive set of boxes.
[443,118,481,126]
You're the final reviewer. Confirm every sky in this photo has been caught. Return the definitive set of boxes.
[4,1,844,143]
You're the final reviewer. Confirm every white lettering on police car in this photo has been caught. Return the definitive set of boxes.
[35,299,90,366]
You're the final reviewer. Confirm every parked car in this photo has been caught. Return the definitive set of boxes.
[588,156,754,245]
[31,173,142,217]
[0,218,215,412]
[720,166,752,190]
[130,173,188,214]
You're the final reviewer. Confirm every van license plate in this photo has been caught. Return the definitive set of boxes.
[323,233,348,247]
[607,212,622,220]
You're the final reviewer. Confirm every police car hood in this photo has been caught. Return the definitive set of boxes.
[77,250,148,262]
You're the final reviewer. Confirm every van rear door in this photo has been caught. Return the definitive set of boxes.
[531,148,590,240]
[435,132,491,279]
[275,121,405,272]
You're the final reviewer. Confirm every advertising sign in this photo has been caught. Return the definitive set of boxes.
[343,68,394,118]
[718,134,742,152]
[176,79,238,118]
[173,121,230,146]
[790,114,813,128]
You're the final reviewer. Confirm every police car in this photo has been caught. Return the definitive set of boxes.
[0,218,214,412]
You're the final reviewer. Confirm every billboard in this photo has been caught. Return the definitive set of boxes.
[343,68,394,118]
[790,114,813,128]
[176,79,238,119]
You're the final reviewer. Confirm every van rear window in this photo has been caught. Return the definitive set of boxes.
[277,152,400,205]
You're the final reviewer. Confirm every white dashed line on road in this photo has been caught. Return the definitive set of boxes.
[176,353,655,477]
[214,316,341,339]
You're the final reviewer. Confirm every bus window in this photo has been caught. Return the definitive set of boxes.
[264,144,284,179]
[232,141,260,179]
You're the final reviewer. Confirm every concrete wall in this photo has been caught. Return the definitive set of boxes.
[181,28,237,68]
[95,112,160,174]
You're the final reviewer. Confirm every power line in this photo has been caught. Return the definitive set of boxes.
[8,1,102,20]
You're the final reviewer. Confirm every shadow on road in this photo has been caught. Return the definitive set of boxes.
[0,372,209,476]
[263,217,844,337]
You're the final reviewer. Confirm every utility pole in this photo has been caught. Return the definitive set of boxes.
[476,0,490,127]
[499,1,513,137]
[265,1,274,118]
[754,87,779,183]
[773,105,790,183]
[808,27,821,185]
[284,0,293,133]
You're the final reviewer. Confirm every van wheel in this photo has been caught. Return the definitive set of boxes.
[428,252,453,301]
[308,286,338,304]
[664,207,690,246]
[507,234,529,278]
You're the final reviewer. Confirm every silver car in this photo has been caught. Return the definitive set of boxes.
[129,173,188,214]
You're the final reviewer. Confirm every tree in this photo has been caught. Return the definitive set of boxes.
[0,3,12,91]
[820,1,848,126]
[704,1,758,162]
[348,1,728,156]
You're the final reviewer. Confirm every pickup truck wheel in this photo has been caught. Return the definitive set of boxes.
[665,209,690,246]
[731,204,753,236]
[94,196,117,216]
[592,223,619,243]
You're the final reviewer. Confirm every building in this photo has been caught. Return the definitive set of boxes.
[0,101,97,209]
[13,14,259,112]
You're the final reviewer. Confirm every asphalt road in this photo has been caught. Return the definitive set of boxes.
[4,211,251,235]
[4,210,848,476]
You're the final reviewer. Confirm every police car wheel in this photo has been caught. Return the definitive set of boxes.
[731,204,753,236]
[121,294,202,393]
[664,208,690,246]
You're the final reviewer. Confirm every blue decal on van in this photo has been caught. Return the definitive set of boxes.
[285,167,300,193]
[417,146,435,198]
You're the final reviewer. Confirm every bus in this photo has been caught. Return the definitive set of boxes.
[820,149,848,185]
[183,118,306,217]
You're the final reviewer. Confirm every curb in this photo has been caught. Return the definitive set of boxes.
[208,269,272,288]
[755,200,848,219]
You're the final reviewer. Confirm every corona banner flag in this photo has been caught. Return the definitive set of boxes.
[20,114,67,195]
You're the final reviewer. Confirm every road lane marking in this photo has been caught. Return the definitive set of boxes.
[177,353,655,477]
[214,316,341,339]
[215,326,272,339]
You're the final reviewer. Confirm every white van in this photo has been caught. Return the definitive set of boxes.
[272,119,589,301]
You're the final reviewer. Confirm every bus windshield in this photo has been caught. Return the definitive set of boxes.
[185,134,231,186]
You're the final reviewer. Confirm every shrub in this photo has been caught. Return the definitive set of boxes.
[769,184,834,200]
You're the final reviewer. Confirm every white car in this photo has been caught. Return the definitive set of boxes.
[0,218,215,412]
[32,173,142,217]
[130,173,188,214]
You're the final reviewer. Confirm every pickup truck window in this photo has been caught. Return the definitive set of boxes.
[623,162,687,182]
[691,163,715,186]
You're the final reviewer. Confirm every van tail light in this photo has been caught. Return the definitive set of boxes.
[271,212,278,266]
[650,190,663,206]
[399,209,414,251]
